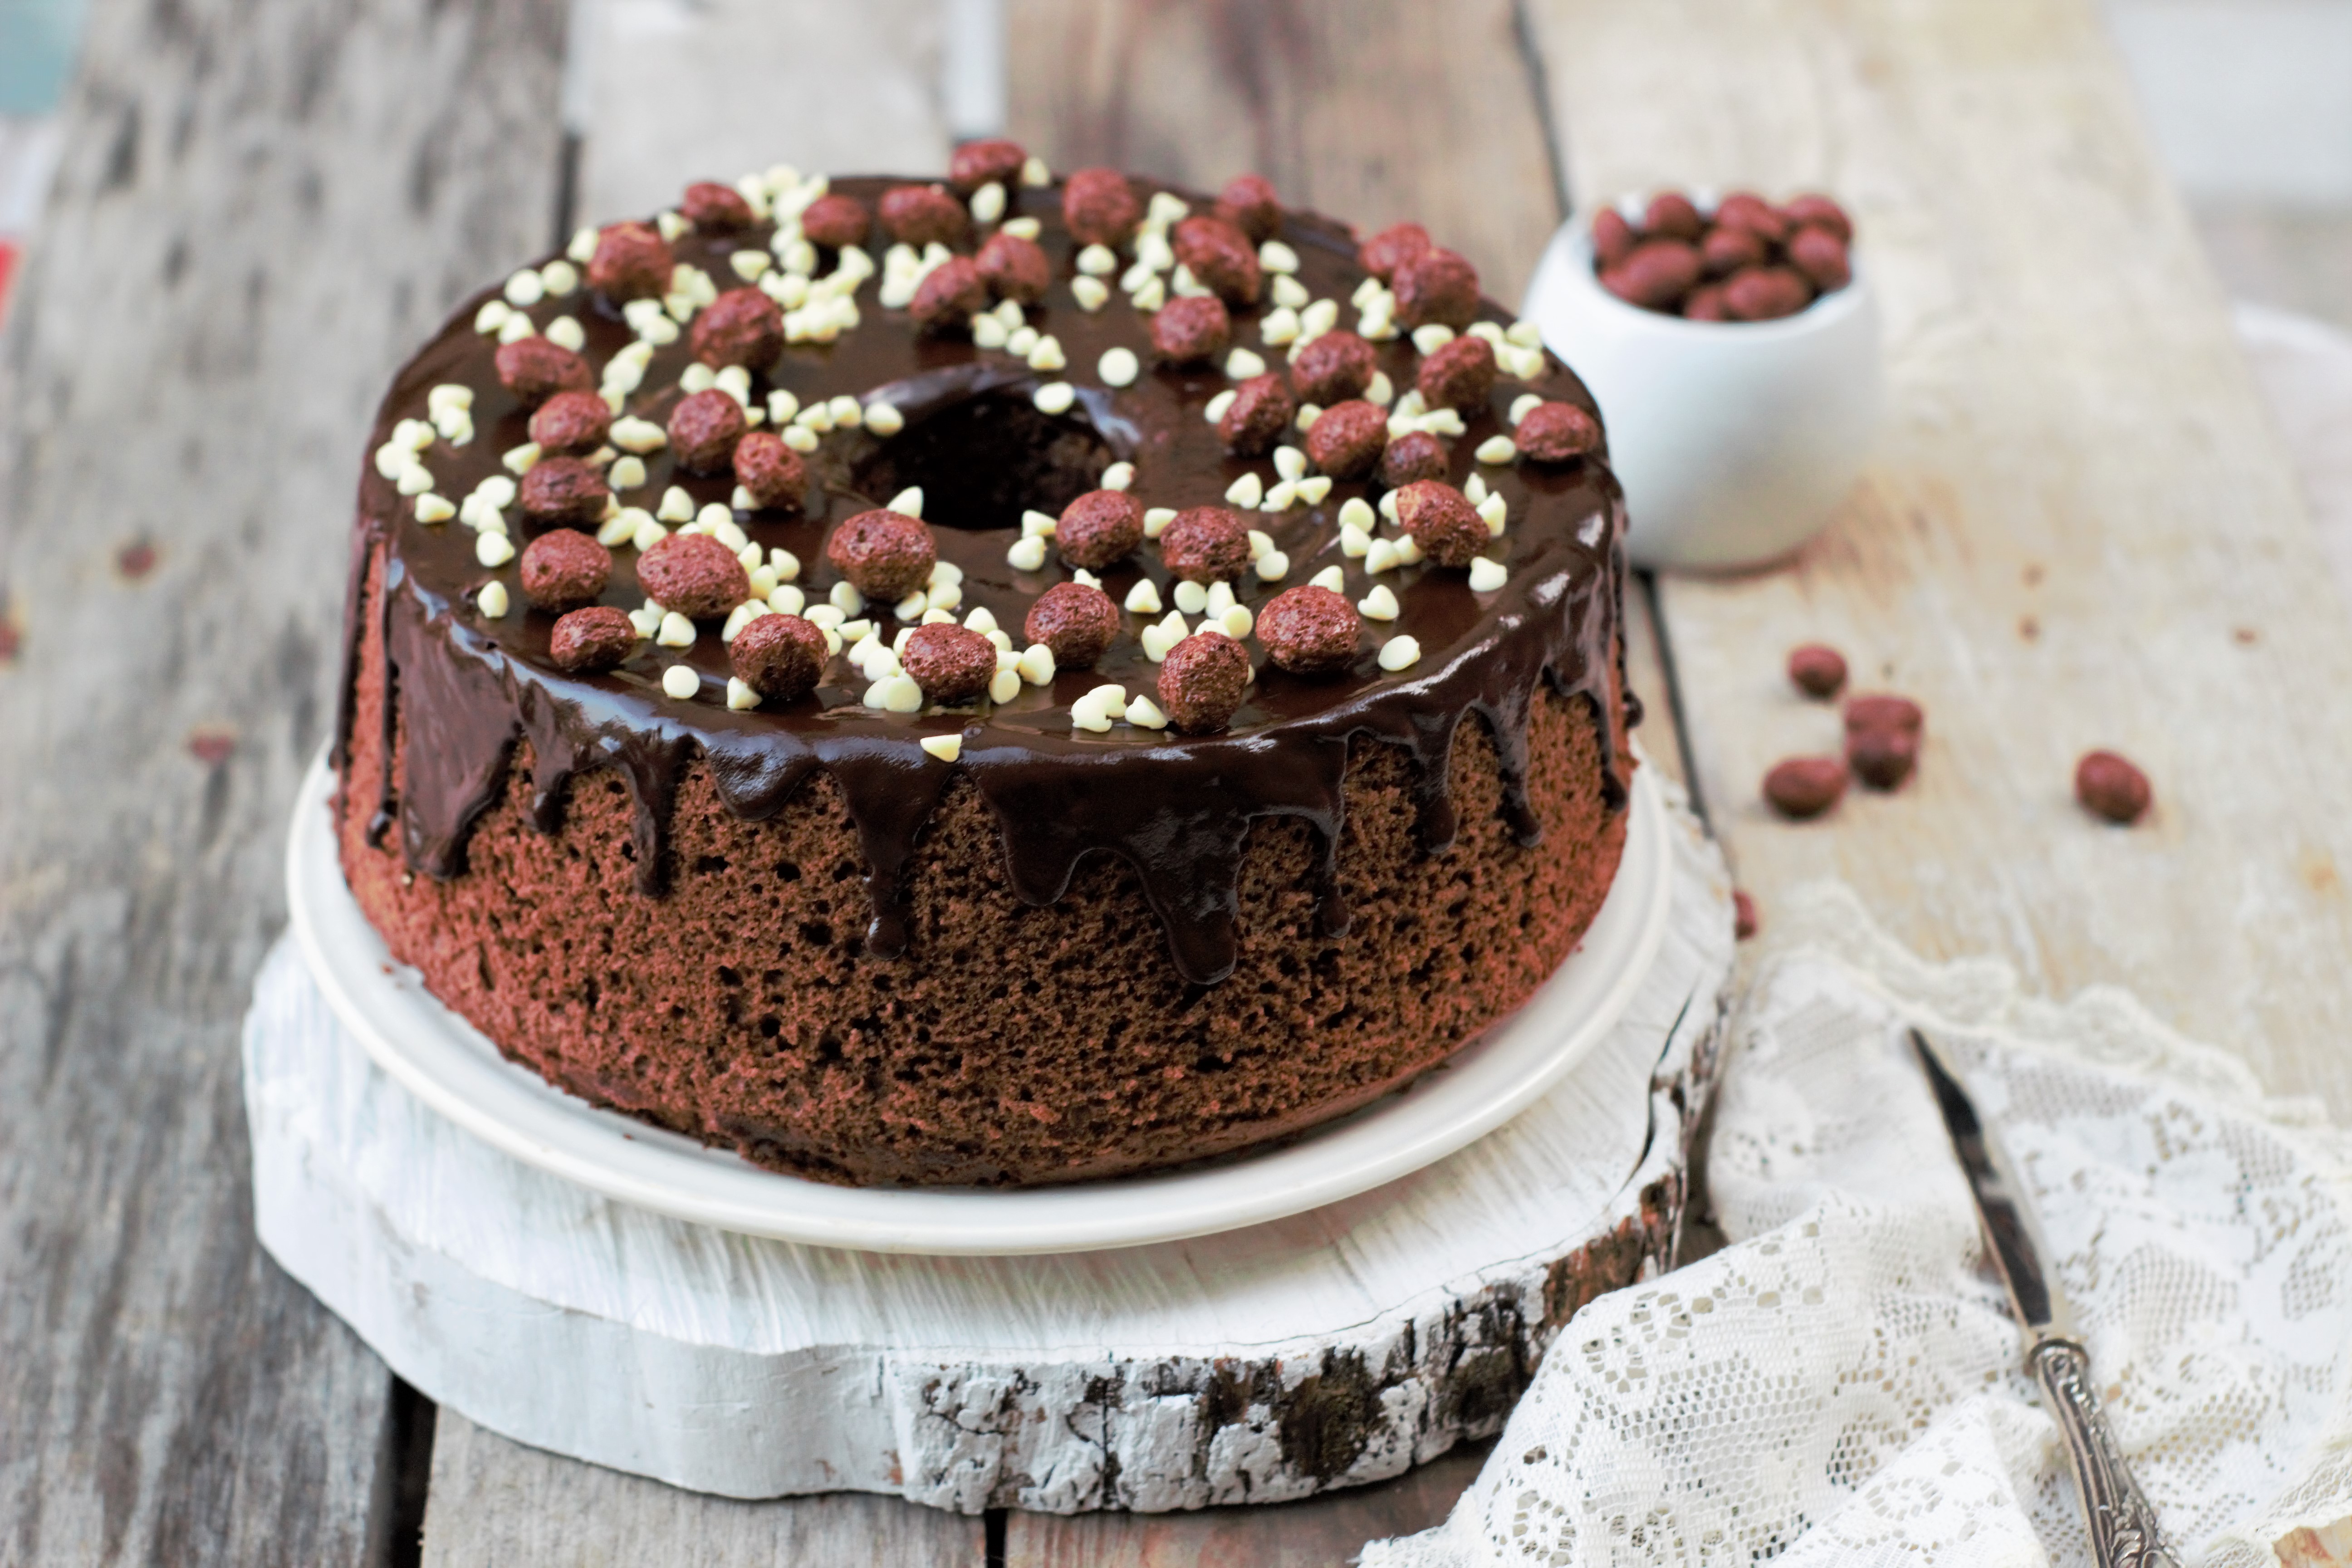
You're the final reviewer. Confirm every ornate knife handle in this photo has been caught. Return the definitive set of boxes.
[2031,1337,2179,1568]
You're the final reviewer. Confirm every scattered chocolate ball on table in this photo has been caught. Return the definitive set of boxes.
[1595,190,1855,322]
[1843,693,1923,790]
[1763,756,1847,819]
[2075,750,2152,824]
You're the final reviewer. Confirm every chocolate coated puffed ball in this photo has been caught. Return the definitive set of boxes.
[1787,226,1852,292]
[900,622,997,705]
[1151,294,1230,364]
[1256,586,1359,675]
[949,137,1027,194]
[1063,167,1141,247]
[682,180,754,230]
[976,232,1050,304]
[799,194,870,250]
[667,388,749,475]
[1215,174,1281,243]
[549,606,636,674]
[731,431,805,512]
[1763,756,1847,819]
[1173,215,1261,306]
[1701,224,1767,277]
[1304,401,1389,480]
[879,184,967,247]
[517,456,610,527]
[1601,240,1701,311]
[1219,373,1295,457]
[1393,480,1486,567]
[2075,750,2152,825]
[1844,693,1923,789]
[528,390,612,453]
[1733,889,1759,940]
[519,527,612,611]
[1157,629,1250,734]
[1024,581,1120,668]
[1591,208,1637,269]
[1056,490,1144,569]
[1782,193,1853,244]
[1643,191,1705,241]
[1378,430,1450,488]
[1392,247,1480,330]
[1787,643,1847,699]
[1514,402,1601,463]
[825,509,936,601]
[1158,507,1252,584]
[910,256,988,333]
[495,337,594,407]
[1416,335,1497,414]
[1684,284,1731,322]
[1724,266,1814,321]
[1713,191,1789,245]
[691,287,784,369]
[588,220,673,303]
[637,532,750,619]
[730,612,828,702]
[1358,221,1431,281]
[1290,329,1376,406]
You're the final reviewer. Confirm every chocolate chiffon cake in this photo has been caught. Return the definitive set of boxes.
[333,149,1639,1186]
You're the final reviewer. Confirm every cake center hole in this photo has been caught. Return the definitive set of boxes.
[853,388,1120,533]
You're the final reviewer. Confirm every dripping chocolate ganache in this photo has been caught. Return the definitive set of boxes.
[334,152,1638,1187]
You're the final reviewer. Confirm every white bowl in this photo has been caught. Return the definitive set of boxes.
[1520,202,1882,571]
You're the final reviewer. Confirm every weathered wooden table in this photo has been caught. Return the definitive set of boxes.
[5,0,2347,1561]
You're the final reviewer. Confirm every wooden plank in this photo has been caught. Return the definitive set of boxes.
[1006,0,1565,307]
[1005,1444,1487,1568]
[573,0,955,228]
[420,1413,984,1566]
[1523,0,2352,1113]
[0,0,568,1559]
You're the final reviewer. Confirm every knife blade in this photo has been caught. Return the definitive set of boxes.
[1909,1028,2180,1568]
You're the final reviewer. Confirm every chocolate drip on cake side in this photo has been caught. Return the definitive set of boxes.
[336,176,1635,987]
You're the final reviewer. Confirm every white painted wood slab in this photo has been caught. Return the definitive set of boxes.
[245,782,1733,1513]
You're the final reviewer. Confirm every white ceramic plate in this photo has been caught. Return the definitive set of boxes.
[287,752,1673,1255]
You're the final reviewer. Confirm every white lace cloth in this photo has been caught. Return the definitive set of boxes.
[1363,882,2352,1568]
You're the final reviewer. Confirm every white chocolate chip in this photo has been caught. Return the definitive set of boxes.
[498,312,538,345]
[1071,275,1110,312]
[1006,324,1039,358]
[1071,567,1102,589]
[611,417,668,454]
[1225,471,1264,508]
[1076,244,1117,277]
[1395,533,1425,565]
[1300,298,1340,338]
[656,210,691,243]
[1033,382,1076,415]
[721,366,759,406]
[476,580,510,617]
[1027,334,1067,372]
[1340,523,1372,557]
[1145,191,1189,229]
[1001,215,1041,240]
[988,666,1021,704]
[627,604,661,638]
[1272,446,1307,483]
[472,531,514,567]
[1469,321,1506,347]
[1143,506,1176,539]
[768,585,805,617]
[1020,156,1051,187]
[783,426,820,453]
[1219,604,1254,639]
[1260,479,1296,512]
[1478,492,1509,535]
[1295,475,1332,505]
[1358,584,1400,621]
[1018,643,1057,685]
[1254,550,1290,581]
[1464,473,1489,505]
[893,590,928,623]
[658,664,698,699]
[874,674,925,713]
[608,455,647,490]
[1258,306,1301,346]
[1098,346,1139,387]
[963,605,999,635]
[731,248,772,282]
[1468,557,1509,591]
[597,511,639,547]
[1204,389,1237,424]
[1411,323,1455,355]
[632,514,669,552]
[504,269,545,307]
[1130,275,1166,311]
[651,611,694,648]
[1419,408,1467,438]
[657,487,695,523]
[1245,530,1274,561]
[969,181,1007,225]
[1509,393,1545,426]
[1225,348,1267,379]
[830,580,865,617]
[1377,635,1422,672]
[1258,239,1299,274]
[1507,320,1544,348]
[415,493,456,524]
[1021,510,1058,538]
[1173,579,1208,613]
[1100,461,1136,492]
[1308,564,1345,592]
[1270,274,1309,310]
[1379,490,1401,523]
[1206,579,1238,616]
[397,462,436,495]
[1364,537,1401,574]
[864,401,904,436]
[720,601,766,642]
[1007,534,1048,571]
[920,734,963,762]
[564,228,598,264]
[972,313,1009,350]
[886,485,924,519]
[475,299,513,334]
[727,677,761,710]
[926,581,962,612]
[769,548,800,582]
[1365,370,1395,408]
[1123,578,1163,614]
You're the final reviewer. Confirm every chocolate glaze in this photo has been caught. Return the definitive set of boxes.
[335,176,1633,986]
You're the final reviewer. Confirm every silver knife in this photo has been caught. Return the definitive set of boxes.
[1910,1028,2180,1568]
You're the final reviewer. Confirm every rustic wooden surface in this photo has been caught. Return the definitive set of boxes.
[421,1412,985,1567]
[1526,0,2352,1117]
[0,0,567,1561]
